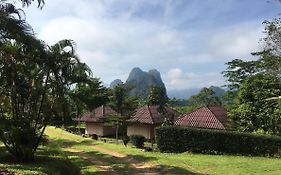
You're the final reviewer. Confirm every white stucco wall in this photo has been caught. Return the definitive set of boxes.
[127,124,155,139]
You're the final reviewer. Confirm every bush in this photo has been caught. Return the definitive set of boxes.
[122,135,130,147]
[155,126,281,156]
[130,135,145,149]
[91,134,98,140]
[144,146,153,152]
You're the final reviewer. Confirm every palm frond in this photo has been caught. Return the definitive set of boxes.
[20,0,45,8]
[266,96,281,101]
[51,39,76,55]
[0,2,34,44]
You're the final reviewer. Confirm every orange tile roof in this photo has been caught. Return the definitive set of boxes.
[127,105,181,124]
[175,106,227,129]
[78,105,118,122]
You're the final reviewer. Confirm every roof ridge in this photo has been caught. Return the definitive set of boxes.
[102,105,105,116]
[147,104,155,124]
[206,106,225,128]
[166,105,180,116]
[183,106,204,117]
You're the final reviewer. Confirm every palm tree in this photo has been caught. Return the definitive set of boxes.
[0,38,94,162]
[0,40,50,162]
[0,2,30,40]
[48,39,93,125]
[0,0,46,53]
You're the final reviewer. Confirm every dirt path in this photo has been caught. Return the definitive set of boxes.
[92,146,126,158]
[64,148,114,172]
[64,146,162,175]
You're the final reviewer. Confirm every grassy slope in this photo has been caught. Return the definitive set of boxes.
[0,128,96,175]
[1,126,281,175]
[89,139,281,175]
[47,126,281,175]
[0,142,85,175]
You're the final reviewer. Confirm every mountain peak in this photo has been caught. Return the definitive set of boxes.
[126,67,145,82]
[125,67,167,98]
[109,79,123,89]
[131,67,143,73]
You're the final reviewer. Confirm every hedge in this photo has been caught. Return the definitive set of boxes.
[130,135,145,149]
[155,126,281,156]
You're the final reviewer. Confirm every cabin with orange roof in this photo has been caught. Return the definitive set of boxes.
[127,105,181,139]
[77,105,119,136]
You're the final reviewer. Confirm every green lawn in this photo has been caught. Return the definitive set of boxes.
[0,139,96,175]
[1,126,281,175]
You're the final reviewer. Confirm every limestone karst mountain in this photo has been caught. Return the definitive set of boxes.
[110,68,225,100]
[110,67,167,99]
[109,79,123,89]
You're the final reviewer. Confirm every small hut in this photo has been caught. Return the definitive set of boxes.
[78,105,119,136]
[127,105,181,139]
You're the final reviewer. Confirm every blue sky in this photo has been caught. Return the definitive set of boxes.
[22,0,281,90]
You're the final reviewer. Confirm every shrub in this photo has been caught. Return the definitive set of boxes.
[91,134,98,140]
[122,135,130,147]
[130,135,145,149]
[155,126,281,156]
[144,146,153,152]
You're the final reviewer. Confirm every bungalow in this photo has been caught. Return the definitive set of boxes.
[78,105,119,136]
[175,106,227,130]
[127,105,181,139]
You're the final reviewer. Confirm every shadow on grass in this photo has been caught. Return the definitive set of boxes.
[1,137,207,175]
[64,148,207,175]
[64,149,135,175]
[0,146,81,175]
[124,154,207,175]
[51,138,93,148]
[47,138,207,174]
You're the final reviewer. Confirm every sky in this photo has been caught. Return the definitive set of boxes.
[22,0,281,91]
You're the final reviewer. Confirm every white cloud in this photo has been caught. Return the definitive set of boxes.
[208,23,264,60]
[38,11,193,83]
[163,68,225,90]
[22,0,270,91]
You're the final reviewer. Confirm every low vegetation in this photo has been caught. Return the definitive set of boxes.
[0,141,90,175]
[130,135,145,149]
[156,126,281,156]
[1,127,281,175]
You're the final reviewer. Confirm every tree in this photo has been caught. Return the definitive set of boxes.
[70,77,109,133]
[47,40,92,125]
[223,18,281,135]
[109,84,138,116]
[147,86,175,125]
[106,84,138,141]
[104,114,125,142]
[222,59,261,90]
[0,40,49,162]
[223,19,281,90]
[147,86,168,107]
[260,19,281,78]
[188,87,222,107]
[0,0,44,44]
[229,74,281,135]
[0,0,94,162]
[0,0,46,162]
[0,38,92,161]
[70,78,109,111]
